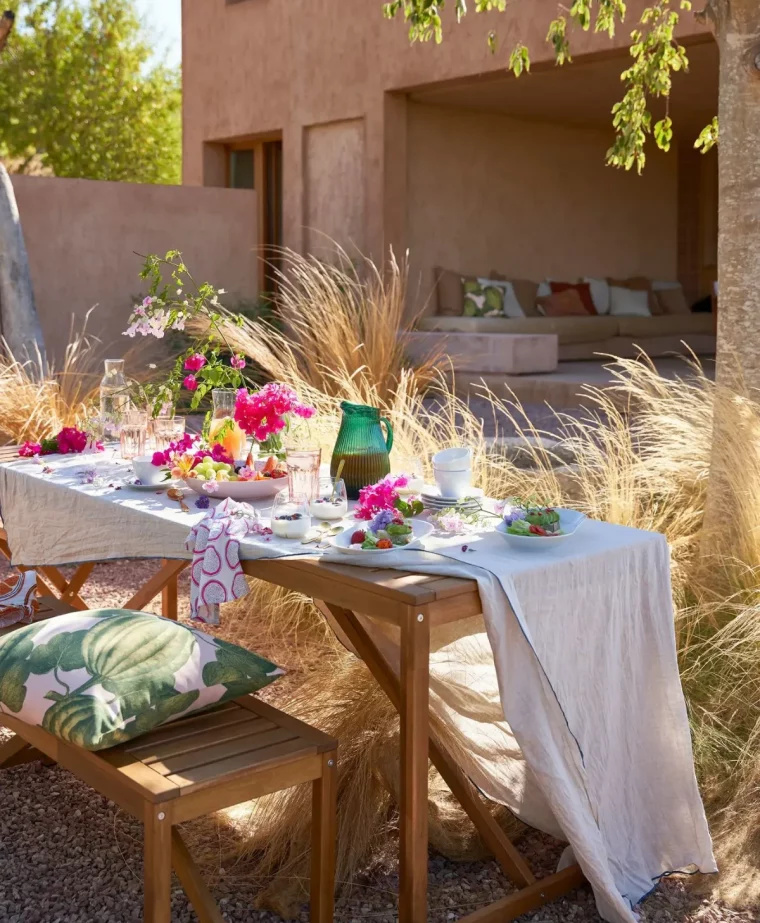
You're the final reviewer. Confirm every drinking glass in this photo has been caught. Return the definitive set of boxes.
[271,489,312,539]
[286,447,322,501]
[120,410,148,460]
[153,416,186,452]
[309,477,348,521]
[99,359,129,439]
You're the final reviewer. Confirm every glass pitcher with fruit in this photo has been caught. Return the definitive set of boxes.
[208,389,248,462]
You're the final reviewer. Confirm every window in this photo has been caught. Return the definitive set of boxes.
[227,138,283,292]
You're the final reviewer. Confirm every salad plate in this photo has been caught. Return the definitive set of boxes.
[495,508,586,551]
[330,519,434,554]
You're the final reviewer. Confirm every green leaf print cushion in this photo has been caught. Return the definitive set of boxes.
[462,278,506,317]
[0,610,284,751]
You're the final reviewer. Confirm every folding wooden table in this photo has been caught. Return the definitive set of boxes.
[0,443,585,922]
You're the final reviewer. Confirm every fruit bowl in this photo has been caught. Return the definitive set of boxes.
[182,477,284,501]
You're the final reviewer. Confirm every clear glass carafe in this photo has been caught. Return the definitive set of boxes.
[99,359,129,439]
[208,388,248,462]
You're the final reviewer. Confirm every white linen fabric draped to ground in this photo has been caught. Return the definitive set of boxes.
[0,454,716,923]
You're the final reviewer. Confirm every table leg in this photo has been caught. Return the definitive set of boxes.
[399,607,430,923]
[161,561,179,620]
[124,560,189,612]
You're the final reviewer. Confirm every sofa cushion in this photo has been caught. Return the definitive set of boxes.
[549,281,596,315]
[417,314,620,345]
[538,289,588,317]
[490,273,540,317]
[608,276,661,315]
[583,277,611,315]
[434,267,467,316]
[615,314,715,338]
[609,286,651,317]
[655,286,691,315]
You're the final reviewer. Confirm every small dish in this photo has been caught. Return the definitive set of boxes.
[330,519,434,555]
[495,508,586,551]
[125,478,177,492]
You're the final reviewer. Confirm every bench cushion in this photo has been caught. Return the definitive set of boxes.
[0,609,283,751]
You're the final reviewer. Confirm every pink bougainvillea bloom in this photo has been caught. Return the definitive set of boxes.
[202,480,220,494]
[184,354,207,372]
[234,383,316,443]
[183,374,198,391]
[152,450,169,467]
[230,355,246,370]
[57,427,88,454]
[354,474,409,521]
[18,442,41,458]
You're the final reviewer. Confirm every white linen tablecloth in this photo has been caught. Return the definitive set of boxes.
[0,453,716,922]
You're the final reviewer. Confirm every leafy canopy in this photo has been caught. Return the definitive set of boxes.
[383,0,717,172]
[0,0,181,183]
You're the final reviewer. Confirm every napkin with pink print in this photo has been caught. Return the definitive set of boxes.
[185,497,268,624]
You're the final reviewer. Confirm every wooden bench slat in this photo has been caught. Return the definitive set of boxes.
[168,736,317,791]
[124,704,252,753]
[150,726,299,777]
[141,718,277,765]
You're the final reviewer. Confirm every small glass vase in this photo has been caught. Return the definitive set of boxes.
[208,389,248,462]
[99,359,130,439]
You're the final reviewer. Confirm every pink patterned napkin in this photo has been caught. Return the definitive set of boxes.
[0,570,38,628]
[185,498,264,625]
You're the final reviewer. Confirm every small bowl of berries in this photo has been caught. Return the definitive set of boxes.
[330,509,434,555]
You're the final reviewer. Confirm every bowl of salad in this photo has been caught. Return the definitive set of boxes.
[330,509,433,554]
[495,502,585,551]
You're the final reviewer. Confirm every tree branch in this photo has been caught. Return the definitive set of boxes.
[0,10,14,55]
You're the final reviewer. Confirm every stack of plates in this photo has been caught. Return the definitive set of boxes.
[420,486,484,512]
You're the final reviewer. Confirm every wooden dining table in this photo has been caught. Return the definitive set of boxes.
[0,445,585,922]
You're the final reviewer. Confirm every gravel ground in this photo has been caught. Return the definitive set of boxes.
[0,558,754,923]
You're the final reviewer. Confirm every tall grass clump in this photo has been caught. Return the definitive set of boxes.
[0,317,103,444]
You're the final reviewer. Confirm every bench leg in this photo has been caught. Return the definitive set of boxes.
[0,735,31,768]
[171,828,225,923]
[311,749,337,923]
[144,807,172,923]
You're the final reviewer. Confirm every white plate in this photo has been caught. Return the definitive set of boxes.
[495,509,586,551]
[422,486,484,503]
[182,477,285,501]
[330,519,434,555]
[125,479,179,492]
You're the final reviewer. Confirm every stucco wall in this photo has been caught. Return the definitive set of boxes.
[304,119,367,258]
[406,103,679,313]
[10,175,258,361]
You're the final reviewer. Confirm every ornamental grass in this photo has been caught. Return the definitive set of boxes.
[186,251,760,912]
[0,316,102,445]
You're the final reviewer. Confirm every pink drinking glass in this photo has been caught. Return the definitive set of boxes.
[285,447,321,501]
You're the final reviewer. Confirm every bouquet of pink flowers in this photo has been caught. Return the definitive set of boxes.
[234,383,315,445]
[354,473,423,521]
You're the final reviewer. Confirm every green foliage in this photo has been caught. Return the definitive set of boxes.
[695,116,719,154]
[383,0,717,171]
[0,0,181,183]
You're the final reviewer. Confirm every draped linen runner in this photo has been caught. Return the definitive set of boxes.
[0,454,716,922]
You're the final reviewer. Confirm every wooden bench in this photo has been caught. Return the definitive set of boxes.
[0,599,338,923]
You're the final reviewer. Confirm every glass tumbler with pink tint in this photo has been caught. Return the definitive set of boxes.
[285,447,322,501]
[120,410,148,460]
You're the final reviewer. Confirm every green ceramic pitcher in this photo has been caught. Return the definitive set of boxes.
[330,401,394,499]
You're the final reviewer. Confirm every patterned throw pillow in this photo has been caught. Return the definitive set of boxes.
[0,610,283,751]
[462,279,505,317]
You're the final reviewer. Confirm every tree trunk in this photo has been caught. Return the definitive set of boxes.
[714,0,760,388]
[0,164,46,364]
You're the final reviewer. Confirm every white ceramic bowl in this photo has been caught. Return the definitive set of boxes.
[132,455,169,486]
[432,447,472,471]
[434,467,473,500]
[330,519,434,555]
[495,508,586,551]
[183,476,285,501]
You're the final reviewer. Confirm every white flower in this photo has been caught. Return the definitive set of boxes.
[218,288,226,295]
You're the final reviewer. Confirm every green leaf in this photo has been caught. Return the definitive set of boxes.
[28,630,88,675]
